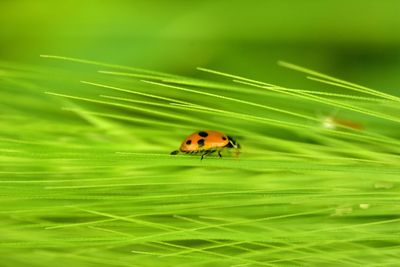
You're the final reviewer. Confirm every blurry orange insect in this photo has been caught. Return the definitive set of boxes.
[170,130,240,160]
[321,116,363,130]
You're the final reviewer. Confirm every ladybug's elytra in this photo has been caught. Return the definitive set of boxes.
[170,130,240,160]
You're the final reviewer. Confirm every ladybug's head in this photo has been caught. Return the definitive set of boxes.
[227,136,240,149]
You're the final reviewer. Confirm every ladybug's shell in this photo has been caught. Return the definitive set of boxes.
[179,130,229,152]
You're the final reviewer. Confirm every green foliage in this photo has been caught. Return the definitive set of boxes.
[1,56,399,266]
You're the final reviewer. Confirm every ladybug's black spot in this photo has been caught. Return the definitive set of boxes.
[198,131,208,137]
[186,140,192,145]
[222,136,227,140]
[197,139,205,147]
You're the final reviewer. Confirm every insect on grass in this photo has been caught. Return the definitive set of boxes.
[170,130,240,160]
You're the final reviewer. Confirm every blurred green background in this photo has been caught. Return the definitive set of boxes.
[1,0,400,90]
[2,2,400,266]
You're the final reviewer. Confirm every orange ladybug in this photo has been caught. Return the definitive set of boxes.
[170,130,240,160]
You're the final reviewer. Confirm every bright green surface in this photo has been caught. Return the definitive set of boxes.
[2,0,400,88]
[1,1,400,266]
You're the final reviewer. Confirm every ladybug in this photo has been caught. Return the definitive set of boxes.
[170,130,240,160]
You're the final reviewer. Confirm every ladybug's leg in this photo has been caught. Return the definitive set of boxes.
[200,150,214,160]
[201,150,219,160]
[218,151,222,158]
[170,150,179,155]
